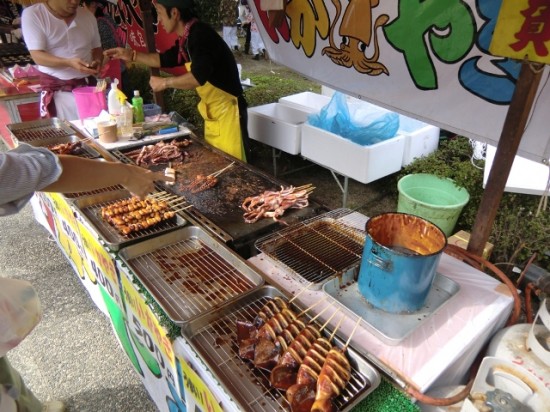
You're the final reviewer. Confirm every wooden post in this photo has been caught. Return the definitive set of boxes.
[138,0,165,109]
[467,61,544,256]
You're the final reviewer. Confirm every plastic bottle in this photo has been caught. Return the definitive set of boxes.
[107,79,123,115]
[119,102,134,137]
[132,90,145,123]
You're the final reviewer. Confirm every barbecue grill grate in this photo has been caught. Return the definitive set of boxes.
[127,237,257,323]
[190,291,374,412]
[8,118,75,143]
[255,209,366,287]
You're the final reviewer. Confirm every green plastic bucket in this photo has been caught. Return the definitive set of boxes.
[397,173,469,236]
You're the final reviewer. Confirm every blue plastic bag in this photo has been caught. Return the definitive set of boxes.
[308,92,399,145]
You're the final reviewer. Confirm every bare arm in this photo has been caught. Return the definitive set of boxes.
[149,72,200,92]
[28,50,100,76]
[104,47,161,68]
[42,156,173,198]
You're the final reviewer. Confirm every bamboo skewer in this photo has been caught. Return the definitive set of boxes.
[296,296,328,318]
[208,161,235,178]
[342,317,362,351]
[314,308,341,329]
[288,282,313,304]
[172,204,194,213]
[329,314,346,342]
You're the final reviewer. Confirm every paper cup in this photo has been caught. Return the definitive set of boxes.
[97,121,118,143]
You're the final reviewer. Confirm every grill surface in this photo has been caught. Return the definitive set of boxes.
[8,118,75,143]
[118,226,264,325]
[255,209,366,287]
[26,135,100,159]
[112,136,326,248]
[185,286,380,412]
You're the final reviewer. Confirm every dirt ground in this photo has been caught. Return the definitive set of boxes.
[233,48,400,217]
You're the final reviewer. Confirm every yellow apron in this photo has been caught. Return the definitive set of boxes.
[187,62,246,161]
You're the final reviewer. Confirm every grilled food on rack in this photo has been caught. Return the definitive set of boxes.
[48,141,84,155]
[286,338,333,411]
[125,138,191,166]
[310,348,352,412]
[100,197,175,236]
[241,185,313,224]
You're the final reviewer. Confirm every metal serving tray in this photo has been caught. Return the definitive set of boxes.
[182,285,381,412]
[323,267,461,345]
[118,226,264,326]
[255,209,366,290]
[27,135,101,159]
[8,118,75,144]
[72,189,187,251]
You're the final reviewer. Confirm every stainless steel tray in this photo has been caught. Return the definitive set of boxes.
[72,189,187,251]
[183,285,381,412]
[255,209,366,290]
[323,268,461,345]
[27,135,101,159]
[7,118,75,144]
[118,226,264,326]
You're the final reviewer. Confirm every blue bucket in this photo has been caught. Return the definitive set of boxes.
[358,212,447,313]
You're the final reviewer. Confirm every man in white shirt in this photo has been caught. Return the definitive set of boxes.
[21,0,103,120]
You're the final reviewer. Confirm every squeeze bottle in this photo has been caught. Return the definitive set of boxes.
[107,79,123,115]
[132,90,145,123]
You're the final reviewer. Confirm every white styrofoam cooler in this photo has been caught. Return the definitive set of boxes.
[278,91,331,114]
[247,103,310,154]
[301,123,406,184]
[399,115,440,166]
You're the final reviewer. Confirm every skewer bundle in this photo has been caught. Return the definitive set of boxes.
[236,292,355,412]
[100,196,176,236]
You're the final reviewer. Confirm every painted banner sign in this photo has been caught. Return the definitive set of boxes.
[491,0,550,64]
[249,0,550,163]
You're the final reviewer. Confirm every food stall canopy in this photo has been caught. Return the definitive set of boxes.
[248,0,550,164]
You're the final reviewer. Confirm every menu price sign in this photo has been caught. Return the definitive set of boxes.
[490,0,550,64]
[177,355,223,412]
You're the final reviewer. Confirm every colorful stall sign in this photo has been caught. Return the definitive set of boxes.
[120,269,183,412]
[76,217,121,315]
[47,193,85,278]
[247,0,550,163]
[491,0,550,64]
[177,355,223,412]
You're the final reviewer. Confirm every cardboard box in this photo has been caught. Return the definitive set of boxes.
[301,123,405,184]
[247,103,310,155]
[399,115,440,166]
[448,230,494,260]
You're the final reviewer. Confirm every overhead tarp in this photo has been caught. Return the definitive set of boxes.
[248,0,550,163]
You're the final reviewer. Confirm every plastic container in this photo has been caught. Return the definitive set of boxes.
[132,90,144,123]
[143,103,162,117]
[397,173,470,236]
[118,103,133,137]
[72,86,107,121]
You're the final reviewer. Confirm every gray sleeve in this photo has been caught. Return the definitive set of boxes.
[0,144,62,216]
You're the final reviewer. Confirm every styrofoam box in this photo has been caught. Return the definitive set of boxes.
[278,91,331,114]
[247,103,310,154]
[399,115,440,166]
[301,123,406,184]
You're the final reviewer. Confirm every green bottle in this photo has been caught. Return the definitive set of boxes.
[132,90,145,123]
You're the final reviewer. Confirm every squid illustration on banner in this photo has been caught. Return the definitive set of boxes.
[250,0,550,163]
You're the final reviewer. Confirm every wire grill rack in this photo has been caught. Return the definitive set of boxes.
[8,118,74,143]
[125,236,258,324]
[187,287,379,412]
[255,209,366,287]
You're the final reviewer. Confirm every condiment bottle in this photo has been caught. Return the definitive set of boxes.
[132,90,145,123]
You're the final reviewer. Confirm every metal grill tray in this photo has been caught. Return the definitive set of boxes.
[72,189,187,251]
[26,135,101,159]
[182,285,380,412]
[62,185,123,200]
[323,268,460,345]
[118,226,264,326]
[255,209,366,289]
[8,118,75,144]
